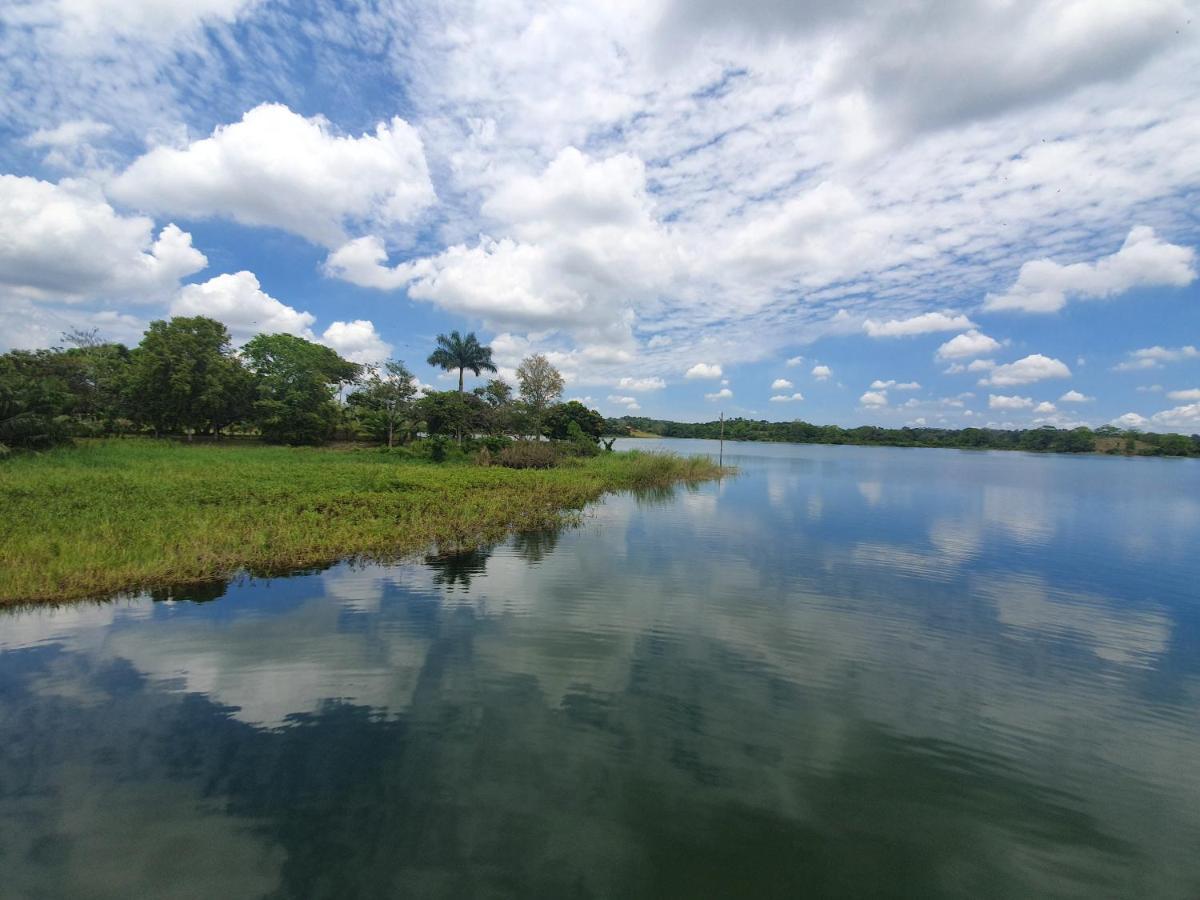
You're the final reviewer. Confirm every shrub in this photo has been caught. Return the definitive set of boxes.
[497,441,559,469]
[473,447,493,467]
[428,434,450,462]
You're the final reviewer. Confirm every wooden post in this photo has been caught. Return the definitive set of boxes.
[719,411,724,467]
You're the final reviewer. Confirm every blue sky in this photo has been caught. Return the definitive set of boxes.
[1,0,1198,430]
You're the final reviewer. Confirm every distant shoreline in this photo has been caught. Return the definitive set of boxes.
[610,420,1198,458]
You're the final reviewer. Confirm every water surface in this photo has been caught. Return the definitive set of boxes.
[2,440,1199,898]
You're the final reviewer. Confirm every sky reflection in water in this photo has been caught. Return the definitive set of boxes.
[2,440,1199,898]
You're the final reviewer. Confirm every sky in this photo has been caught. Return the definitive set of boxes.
[1,0,1199,431]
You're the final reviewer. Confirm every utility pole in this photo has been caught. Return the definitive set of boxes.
[719,411,724,467]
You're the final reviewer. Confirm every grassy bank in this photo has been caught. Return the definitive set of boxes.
[0,440,727,605]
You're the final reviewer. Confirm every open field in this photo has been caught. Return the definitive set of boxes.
[0,440,726,605]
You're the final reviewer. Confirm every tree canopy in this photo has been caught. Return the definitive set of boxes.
[427,331,497,393]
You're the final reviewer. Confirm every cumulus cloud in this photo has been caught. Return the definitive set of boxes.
[1059,390,1093,403]
[319,319,392,364]
[1034,401,1056,413]
[170,271,391,361]
[989,394,1034,410]
[607,394,641,411]
[863,311,974,338]
[980,354,1072,387]
[936,330,1002,360]
[0,175,206,302]
[1167,388,1200,401]
[1114,345,1199,371]
[328,147,680,345]
[770,392,804,403]
[171,271,314,342]
[870,379,920,390]
[785,356,805,367]
[685,362,722,379]
[771,378,793,390]
[811,365,832,381]
[1111,412,1149,429]
[1149,402,1200,431]
[111,104,435,247]
[984,226,1196,313]
[615,376,665,392]
[859,390,888,408]
[705,387,733,401]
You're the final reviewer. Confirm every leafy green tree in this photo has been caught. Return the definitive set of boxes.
[242,333,360,445]
[0,354,73,452]
[516,353,564,434]
[349,360,417,447]
[61,341,133,429]
[544,400,604,442]
[473,378,519,435]
[418,390,486,442]
[427,331,497,393]
[126,317,253,436]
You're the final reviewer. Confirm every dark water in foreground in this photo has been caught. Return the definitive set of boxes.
[2,440,1199,898]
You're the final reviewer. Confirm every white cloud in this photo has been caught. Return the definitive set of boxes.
[319,319,392,364]
[0,175,206,302]
[615,376,665,392]
[811,364,832,381]
[785,355,805,367]
[981,354,1072,387]
[1167,388,1200,401]
[25,118,112,148]
[705,387,733,401]
[771,378,793,390]
[1059,390,1092,403]
[936,330,1002,360]
[685,362,723,379]
[1111,412,1149,429]
[26,0,255,42]
[863,311,974,338]
[170,272,391,362]
[985,226,1196,313]
[112,104,435,247]
[1034,401,1057,413]
[769,392,804,403]
[329,147,680,347]
[1137,384,1164,393]
[870,379,920,390]
[859,390,888,408]
[171,271,314,342]
[1114,345,1200,371]
[989,394,1034,410]
[607,394,641,411]
[1149,403,1200,431]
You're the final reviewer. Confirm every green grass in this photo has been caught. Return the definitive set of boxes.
[0,439,728,605]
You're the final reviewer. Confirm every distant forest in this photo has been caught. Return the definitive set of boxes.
[604,416,1200,458]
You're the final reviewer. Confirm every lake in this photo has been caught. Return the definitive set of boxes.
[2,439,1199,898]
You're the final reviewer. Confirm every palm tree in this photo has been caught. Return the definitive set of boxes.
[427,331,497,393]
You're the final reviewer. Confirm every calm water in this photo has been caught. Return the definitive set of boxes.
[2,440,1199,898]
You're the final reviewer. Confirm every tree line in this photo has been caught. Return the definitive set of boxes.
[607,415,1200,457]
[0,318,607,456]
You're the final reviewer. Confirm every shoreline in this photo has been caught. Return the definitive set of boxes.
[0,440,728,606]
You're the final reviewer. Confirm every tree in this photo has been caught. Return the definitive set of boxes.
[349,360,417,447]
[242,333,360,445]
[0,354,73,452]
[417,390,486,442]
[126,317,253,436]
[427,331,497,394]
[474,378,518,436]
[544,401,605,442]
[516,353,564,434]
